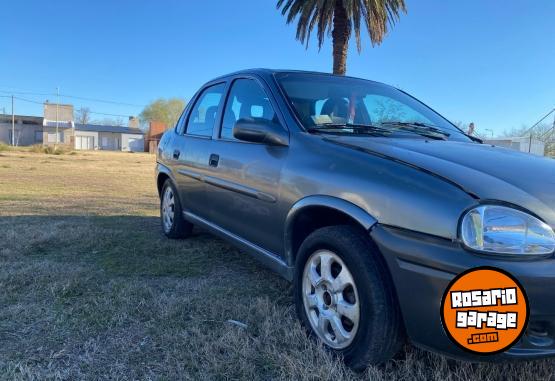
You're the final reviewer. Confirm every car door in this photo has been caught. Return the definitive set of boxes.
[171,82,226,218]
[206,77,289,255]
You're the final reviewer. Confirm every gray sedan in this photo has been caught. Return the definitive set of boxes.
[156,69,555,369]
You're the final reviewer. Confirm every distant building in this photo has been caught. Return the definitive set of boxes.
[42,102,74,145]
[0,114,43,146]
[0,103,144,152]
[73,124,144,151]
[485,136,545,156]
[145,121,168,153]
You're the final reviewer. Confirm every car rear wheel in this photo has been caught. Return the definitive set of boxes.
[160,180,193,239]
[294,225,404,370]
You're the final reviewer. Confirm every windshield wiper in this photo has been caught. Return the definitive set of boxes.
[308,123,392,136]
[464,133,483,143]
[379,121,450,140]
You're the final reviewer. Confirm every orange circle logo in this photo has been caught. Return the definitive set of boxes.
[440,267,529,354]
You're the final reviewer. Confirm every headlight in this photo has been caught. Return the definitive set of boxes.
[461,205,555,255]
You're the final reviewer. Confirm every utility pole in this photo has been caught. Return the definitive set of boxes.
[11,95,15,146]
[55,86,60,148]
[528,123,535,153]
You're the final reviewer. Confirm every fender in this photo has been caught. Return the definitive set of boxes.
[155,162,176,196]
[284,195,378,266]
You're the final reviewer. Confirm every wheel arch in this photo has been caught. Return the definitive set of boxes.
[156,163,173,197]
[284,195,378,266]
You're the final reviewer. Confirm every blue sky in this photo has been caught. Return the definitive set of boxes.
[1,0,553,135]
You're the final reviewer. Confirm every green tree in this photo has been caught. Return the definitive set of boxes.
[140,98,185,128]
[277,0,406,75]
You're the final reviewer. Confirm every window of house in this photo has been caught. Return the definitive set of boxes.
[221,79,277,140]
[185,83,226,137]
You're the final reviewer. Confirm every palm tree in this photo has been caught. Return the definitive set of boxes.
[276,0,406,75]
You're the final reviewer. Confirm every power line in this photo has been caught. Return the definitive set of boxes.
[0,89,145,108]
[60,94,145,108]
[0,95,136,119]
[522,107,555,136]
[6,95,43,105]
[0,90,52,96]
[88,110,135,118]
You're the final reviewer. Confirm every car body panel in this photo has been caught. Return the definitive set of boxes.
[205,140,289,255]
[284,195,378,264]
[326,137,555,227]
[372,225,555,360]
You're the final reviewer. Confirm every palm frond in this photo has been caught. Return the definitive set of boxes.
[276,0,406,51]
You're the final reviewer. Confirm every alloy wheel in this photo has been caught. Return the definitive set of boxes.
[162,186,175,233]
[302,249,360,349]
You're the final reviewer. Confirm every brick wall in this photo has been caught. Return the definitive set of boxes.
[145,121,167,153]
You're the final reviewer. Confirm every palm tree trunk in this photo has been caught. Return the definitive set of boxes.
[332,1,350,75]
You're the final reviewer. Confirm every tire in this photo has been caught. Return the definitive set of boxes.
[294,225,404,370]
[160,179,193,239]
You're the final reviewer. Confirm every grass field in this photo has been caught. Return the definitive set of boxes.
[0,149,553,380]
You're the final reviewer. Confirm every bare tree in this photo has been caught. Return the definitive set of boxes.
[502,124,555,157]
[92,117,125,126]
[75,107,91,124]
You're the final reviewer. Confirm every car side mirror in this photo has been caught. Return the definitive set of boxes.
[233,118,289,147]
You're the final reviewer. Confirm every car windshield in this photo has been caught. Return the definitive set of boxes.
[275,72,470,141]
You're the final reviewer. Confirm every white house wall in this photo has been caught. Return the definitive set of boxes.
[0,122,43,146]
[0,123,12,144]
[485,138,545,156]
[74,131,99,150]
[98,132,121,151]
[121,133,144,152]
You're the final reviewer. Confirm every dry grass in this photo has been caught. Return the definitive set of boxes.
[28,144,75,155]
[0,150,554,380]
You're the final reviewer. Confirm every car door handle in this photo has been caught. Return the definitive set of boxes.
[209,154,219,167]
[173,149,180,159]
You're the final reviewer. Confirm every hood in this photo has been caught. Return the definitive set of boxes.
[326,136,555,227]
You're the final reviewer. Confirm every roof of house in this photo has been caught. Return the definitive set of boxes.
[75,124,144,135]
[0,114,43,124]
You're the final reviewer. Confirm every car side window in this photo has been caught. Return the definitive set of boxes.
[221,79,277,140]
[176,110,187,134]
[186,83,225,137]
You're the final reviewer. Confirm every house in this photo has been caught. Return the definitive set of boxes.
[0,102,144,152]
[485,136,545,156]
[73,124,144,151]
[42,102,74,145]
[0,114,44,146]
[144,121,168,153]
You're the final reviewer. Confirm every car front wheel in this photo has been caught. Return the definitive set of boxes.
[294,225,404,370]
[160,180,193,239]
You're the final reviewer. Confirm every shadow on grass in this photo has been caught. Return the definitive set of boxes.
[2,216,555,380]
[0,214,275,280]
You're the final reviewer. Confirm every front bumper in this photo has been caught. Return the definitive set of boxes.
[371,224,555,361]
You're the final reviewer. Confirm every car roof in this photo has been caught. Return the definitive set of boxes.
[209,68,386,86]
